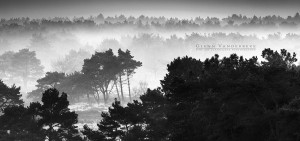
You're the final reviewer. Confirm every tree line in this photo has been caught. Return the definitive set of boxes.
[18,32,300,54]
[2,31,300,63]
[1,48,300,140]
[1,13,300,33]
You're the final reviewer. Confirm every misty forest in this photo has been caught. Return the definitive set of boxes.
[1,12,300,141]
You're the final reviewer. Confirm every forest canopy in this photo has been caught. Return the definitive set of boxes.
[1,48,300,141]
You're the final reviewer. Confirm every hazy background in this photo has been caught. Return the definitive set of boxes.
[1,0,300,19]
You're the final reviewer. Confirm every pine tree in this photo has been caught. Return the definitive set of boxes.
[38,88,80,141]
[0,80,23,110]
[118,49,142,102]
[0,88,82,141]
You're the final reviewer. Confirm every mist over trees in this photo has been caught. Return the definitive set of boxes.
[1,26,300,103]
[2,13,300,94]
[28,33,52,51]
[2,28,300,103]
[2,12,300,141]
[52,49,91,74]
[1,13,300,33]
[0,49,44,91]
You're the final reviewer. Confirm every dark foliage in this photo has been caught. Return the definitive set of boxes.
[84,48,300,141]
[29,48,142,104]
[83,89,168,141]
[161,48,300,141]
[0,88,82,141]
[0,80,23,110]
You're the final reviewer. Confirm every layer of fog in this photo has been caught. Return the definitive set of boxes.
[1,18,300,105]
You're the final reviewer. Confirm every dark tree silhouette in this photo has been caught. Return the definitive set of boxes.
[38,88,81,141]
[0,105,43,141]
[159,49,300,141]
[83,89,168,141]
[59,72,93,103]
[0,88,82,141]
[83,100,124,141]
[261,48,297,69]
[0,80,23,110]
[118,49,142,102]
[82,49,120,104]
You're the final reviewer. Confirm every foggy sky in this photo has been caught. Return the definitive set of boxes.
[1,0,300,19]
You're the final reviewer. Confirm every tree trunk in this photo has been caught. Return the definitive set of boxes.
[114,80,121,100]
[127,72,132,102]
[102,91,107,105]
[105,91,109,104]
[119,74,124,101]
